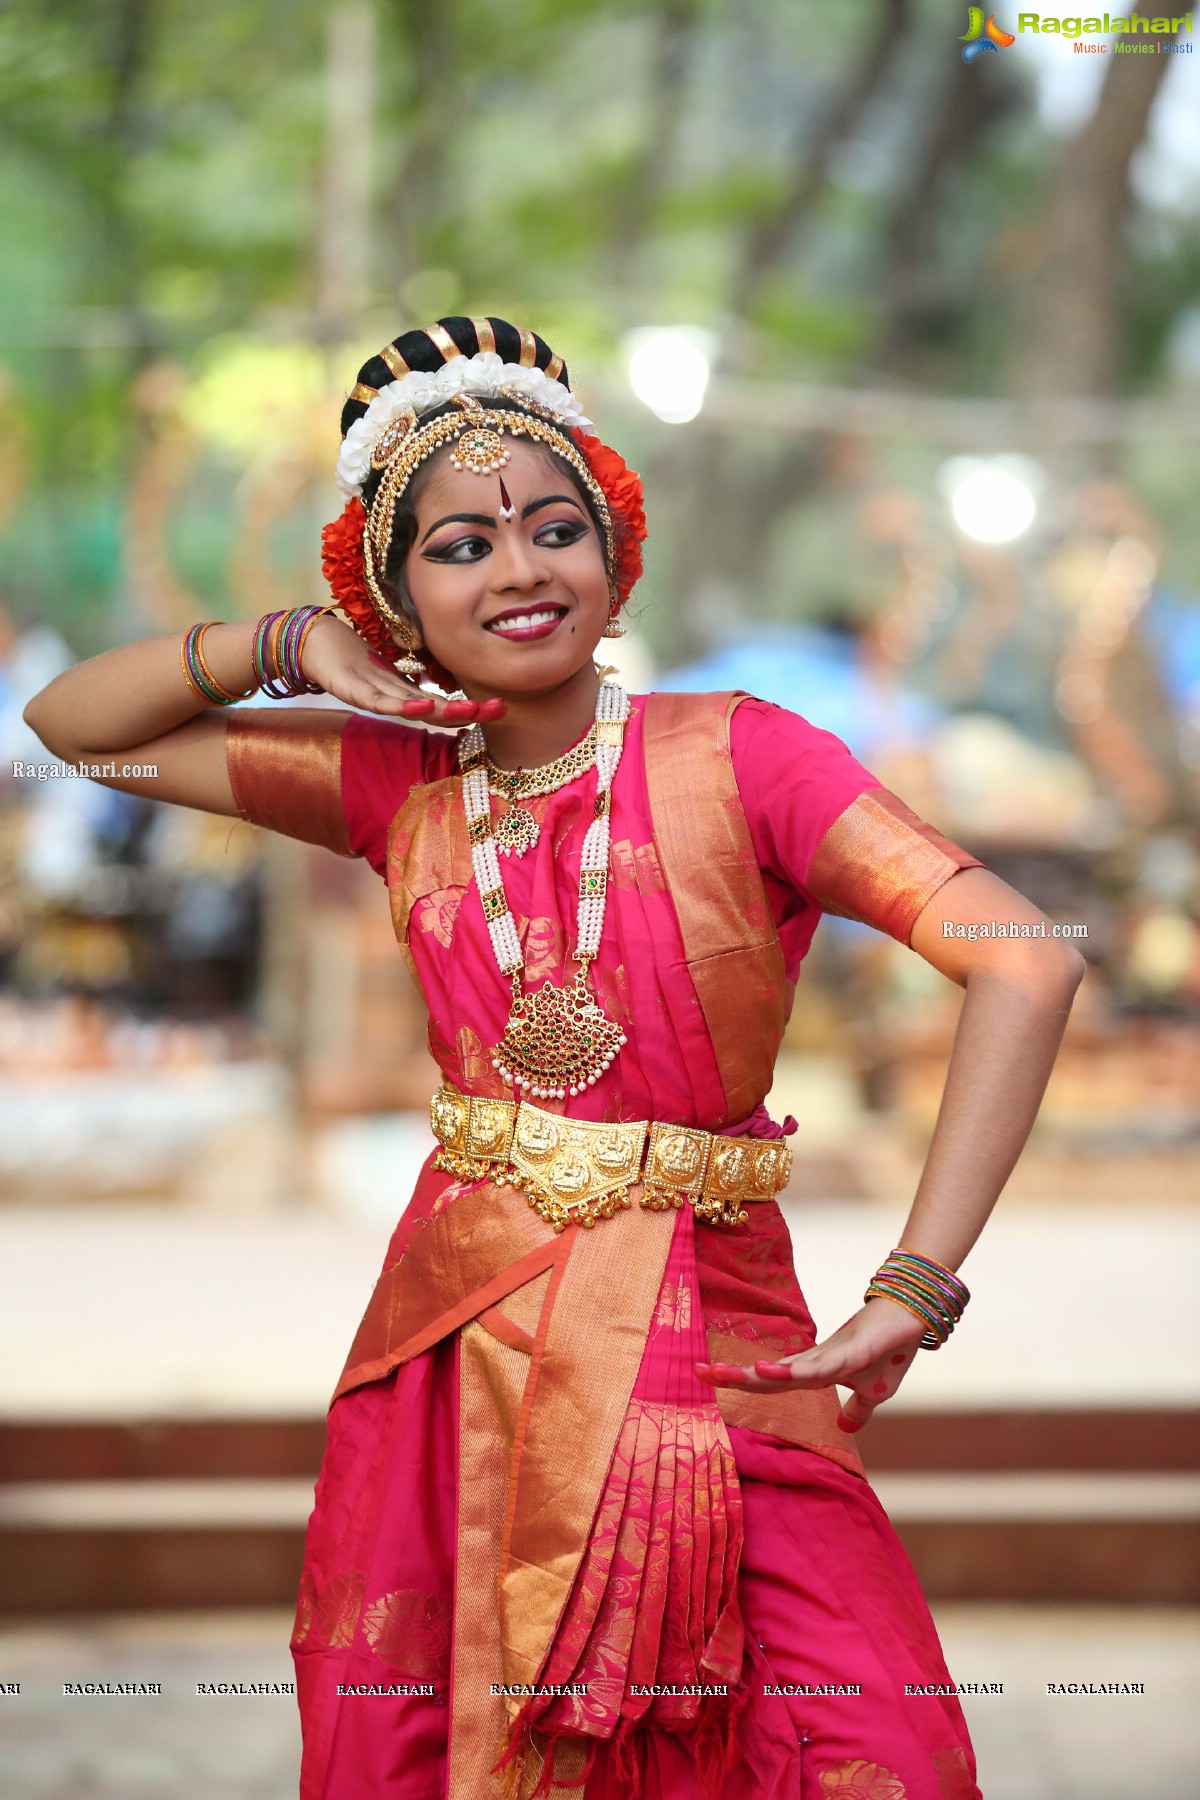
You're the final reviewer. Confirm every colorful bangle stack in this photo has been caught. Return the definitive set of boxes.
[864,1248,970,1351]
[250,606,335,700]
[180,623,255,706]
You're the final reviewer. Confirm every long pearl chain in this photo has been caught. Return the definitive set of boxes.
[458,679,632,1097]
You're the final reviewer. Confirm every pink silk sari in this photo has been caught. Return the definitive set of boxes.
[227,691,985,1800]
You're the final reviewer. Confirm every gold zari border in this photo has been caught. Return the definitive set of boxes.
[429,1083,790,1232]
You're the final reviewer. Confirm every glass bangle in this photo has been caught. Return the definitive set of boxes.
[877,1252,969,1322]
[888,1249,970,1305]
[252,611,295,699]
[292,608,333,692]
[280,606,329,694]
[885,1267,965,1321]
[181,624,248,706]
[864,1278,952,1350]
[873,1270,960,1328]
[192,623,253,703]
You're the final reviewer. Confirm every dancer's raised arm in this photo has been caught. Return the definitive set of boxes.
[21,614,501,816]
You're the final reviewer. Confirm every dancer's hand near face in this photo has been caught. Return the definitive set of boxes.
[20,613,506,826]
[693,1295,925,1433]
[299,613,506,726]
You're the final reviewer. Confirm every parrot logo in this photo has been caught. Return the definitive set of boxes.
[961,8,1016,59]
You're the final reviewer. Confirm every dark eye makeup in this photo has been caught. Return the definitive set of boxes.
[422,517,588,563]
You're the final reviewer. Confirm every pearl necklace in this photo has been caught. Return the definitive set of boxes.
[458,679,631,1099]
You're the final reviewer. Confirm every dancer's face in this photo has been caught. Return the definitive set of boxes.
[402,441,610,697]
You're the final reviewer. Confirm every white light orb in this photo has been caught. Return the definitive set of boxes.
[940,456,1040,545]
[624,326,714,424]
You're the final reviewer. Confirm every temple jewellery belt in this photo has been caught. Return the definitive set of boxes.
[429,1081,792,1233]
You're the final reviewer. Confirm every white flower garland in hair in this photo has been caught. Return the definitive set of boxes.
[336,350,593,497]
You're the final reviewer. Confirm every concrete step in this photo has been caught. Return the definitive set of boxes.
[2,1413,1197,1612]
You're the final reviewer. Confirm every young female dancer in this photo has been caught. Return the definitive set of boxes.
[25,317,1084,1800]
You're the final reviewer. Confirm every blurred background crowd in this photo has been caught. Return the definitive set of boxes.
[0,4,1197,1797]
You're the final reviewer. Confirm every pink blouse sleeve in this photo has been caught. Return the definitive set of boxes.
[339,713,457,876]
[225,708,452,877]
[729,697,985,948]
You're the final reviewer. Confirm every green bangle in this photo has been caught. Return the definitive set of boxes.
[864,1278,951,1349]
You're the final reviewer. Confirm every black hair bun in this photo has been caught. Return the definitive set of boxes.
[339,316,569,438]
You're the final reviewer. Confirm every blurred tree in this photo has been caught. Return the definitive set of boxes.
[0,0,1194,648]
[1014,2,1179,408]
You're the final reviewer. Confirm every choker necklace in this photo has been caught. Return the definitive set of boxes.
[486,725,598,857]
[459,680,630,1099]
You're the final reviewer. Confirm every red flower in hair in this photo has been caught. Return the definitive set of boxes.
[573,432,647,610]
[320,497,400,664]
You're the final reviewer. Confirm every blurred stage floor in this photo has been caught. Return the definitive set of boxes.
[0,1606,1196,1800]
[1,1194,1196,1416]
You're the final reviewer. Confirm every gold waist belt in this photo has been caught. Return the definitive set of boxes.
[429,1082,792,1232]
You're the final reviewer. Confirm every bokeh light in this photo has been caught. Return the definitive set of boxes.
[624,326,714,424]
[940,456,1040,544]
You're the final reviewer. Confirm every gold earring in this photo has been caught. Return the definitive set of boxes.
[394,628,426,679]
[601,604,626,639]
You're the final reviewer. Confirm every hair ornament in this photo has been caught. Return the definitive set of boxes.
[336,350,592,498]
[325,320,647,668]
[370,407,418,471]
[444,395,510,476]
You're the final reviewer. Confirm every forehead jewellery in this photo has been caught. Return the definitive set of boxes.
[459,678,631,1100]
[361,391,619,634]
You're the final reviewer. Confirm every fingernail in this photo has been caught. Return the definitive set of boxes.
[443,700,478,719]
[754,1361,791,1379]
[479,698,506,717]
[401,697,435,716]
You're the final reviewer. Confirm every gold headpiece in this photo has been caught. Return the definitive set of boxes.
[361,391,617,629]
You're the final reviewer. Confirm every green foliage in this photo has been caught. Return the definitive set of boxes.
[0,0,1194,642]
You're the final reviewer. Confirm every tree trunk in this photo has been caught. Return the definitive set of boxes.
[317,1,377,332]
[730,0,912,322]
[1015,5,1179,404]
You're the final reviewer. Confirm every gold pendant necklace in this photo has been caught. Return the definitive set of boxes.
[459,683,630,1099]
[486,725,598,860]
[492,800,540,858]
[496,966,626,1097]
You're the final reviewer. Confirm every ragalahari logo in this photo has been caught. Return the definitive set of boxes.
[961,8,1017,58]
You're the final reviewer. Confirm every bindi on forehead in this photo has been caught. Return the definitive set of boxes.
[498,475,516,522]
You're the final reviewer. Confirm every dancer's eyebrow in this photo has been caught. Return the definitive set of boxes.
[420,512,495,545]
[522,494,584,520]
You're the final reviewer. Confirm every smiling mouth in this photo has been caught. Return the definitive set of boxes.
[484,605,568,640]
